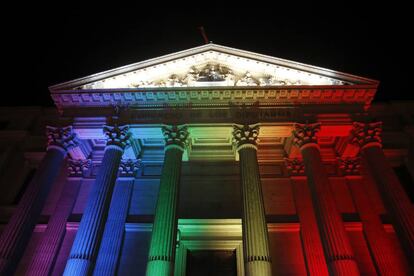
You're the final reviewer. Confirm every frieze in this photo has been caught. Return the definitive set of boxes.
[124,106,298,124]
[62,102,365,124]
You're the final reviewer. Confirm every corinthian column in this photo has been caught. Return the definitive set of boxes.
[351,122,414,262]
[146,125,188,276]
[63,125,131,276]
[292,123,359,275]
[339,157,410,275]
[233,124,272,276]
[0,126,78,276]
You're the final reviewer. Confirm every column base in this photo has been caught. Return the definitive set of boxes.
[329,259,360,275]
[245,260,272,276]
[63,258,92,276]
[146,260,174,276]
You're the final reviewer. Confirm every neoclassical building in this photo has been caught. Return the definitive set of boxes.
[0,44,413,275]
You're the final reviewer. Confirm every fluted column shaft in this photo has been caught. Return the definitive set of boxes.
[352,122,414,262]
[93,178,134,275]
[293,123,359,275]
[362,146,414,261]
[0,126,77,276]
[347,176,409,275]
[146,148,183,276]
[27,177,82,276]
[302,146,359,275]
[64,125,130,276]
[291,177,329,276]
[233,124,272,276]
[146,125,188,276]
[239,148,272,275]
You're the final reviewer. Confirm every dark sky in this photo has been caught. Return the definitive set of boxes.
[3,3,412,106]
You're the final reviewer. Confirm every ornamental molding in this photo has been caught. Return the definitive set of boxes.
[337,157,361,175]
[232,124,260,149]
[49,44,378,111]
[162,125,189,150]
[285,158,305,176]
[292,122,321,148]
[103,125,132,149]
[118,159,141,177]
[51,87,377,111]
[50,44,377,91]
[67,159,92,177]
[120,63,305,89]
[78,62,313,89]
[350,121,382,148]
[46,126,79,151]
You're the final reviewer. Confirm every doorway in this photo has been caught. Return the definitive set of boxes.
[186,250,237,276]
[174,219,245,276]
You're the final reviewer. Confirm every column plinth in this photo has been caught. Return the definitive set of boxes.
[233,124,272,276]
[63,125,131,276]
[351,122,414,262]
[146,125,188,276]
[0,126,77,276]
[293,123,360,275]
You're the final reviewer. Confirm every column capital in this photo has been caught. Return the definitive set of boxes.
[46,126,79,152]
[67,159,92,178]
[337,157,361,176]
[103,125,131,150]
[118,159,141,178]
[350,121,382,149]
[232,123,260,151]
[292,122,321,149]
[285,158,305,176]
[162,125,189,151]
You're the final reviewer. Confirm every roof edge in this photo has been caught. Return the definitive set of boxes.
[49,43,379,92]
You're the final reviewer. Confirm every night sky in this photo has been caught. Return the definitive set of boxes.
[4,3,412,106]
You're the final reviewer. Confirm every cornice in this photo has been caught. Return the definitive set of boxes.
[51,86,376,111]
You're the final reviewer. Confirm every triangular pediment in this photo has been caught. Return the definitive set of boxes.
[50,44,378,91]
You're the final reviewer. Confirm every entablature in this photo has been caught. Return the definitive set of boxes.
[52,86,376,115]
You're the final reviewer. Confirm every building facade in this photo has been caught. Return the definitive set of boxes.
[0,44,414,275]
